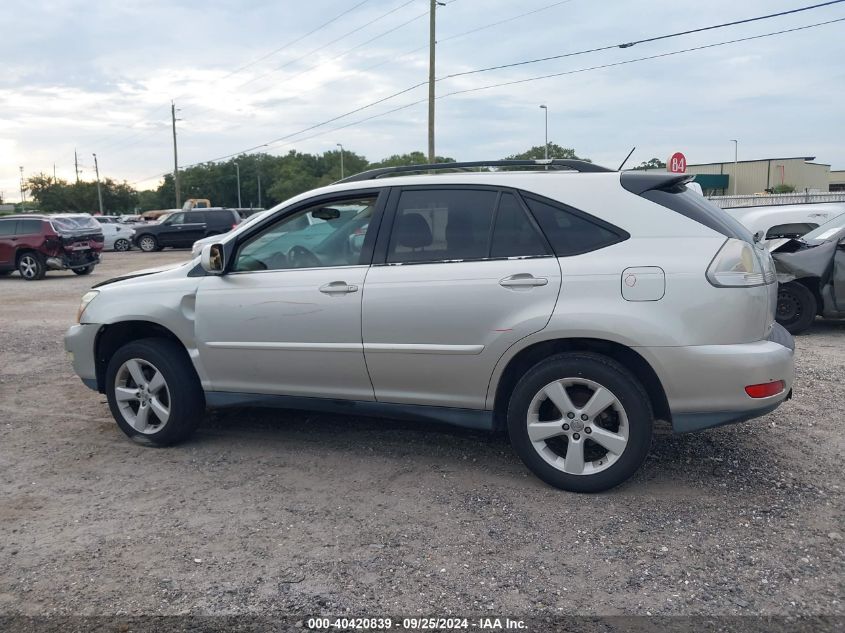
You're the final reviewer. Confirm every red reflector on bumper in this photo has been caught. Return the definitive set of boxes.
[745,380,785,398]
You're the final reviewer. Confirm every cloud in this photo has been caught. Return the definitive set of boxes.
[1,0,843,198]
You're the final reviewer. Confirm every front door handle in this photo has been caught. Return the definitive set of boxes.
[319,281,359,294]
[499,273,548,288]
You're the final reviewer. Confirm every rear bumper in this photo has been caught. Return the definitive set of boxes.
[64,323,101,391]
[639,324,795,433]
[47,250,101,270]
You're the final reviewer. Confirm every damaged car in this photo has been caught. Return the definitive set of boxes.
[0,214,104,280]
[771,212,845,333]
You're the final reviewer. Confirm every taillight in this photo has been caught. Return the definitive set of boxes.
[745,381,785,398]
[706,238,770,287]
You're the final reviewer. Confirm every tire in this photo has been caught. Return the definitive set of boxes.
[507,352,653,493]
[18,252,46,281]
[105,338,205,446]
[776,281,817,334]
[113,238,131,252]
[137,235,159,252]
[73,265,94,275]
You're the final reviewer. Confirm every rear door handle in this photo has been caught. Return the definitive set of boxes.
[319,281,359,294]
[499,273,548,288]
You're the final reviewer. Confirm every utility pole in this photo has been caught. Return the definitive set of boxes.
[171,101,181,208]
[336,143,344,179]
[427,0,437,163]
[74,149,80,183]
[19,166,25,205]
[92,153,105,215]
[235,162,242,208]
[730,139,738,195]
[257,172,262,208]
[53,163,57,182]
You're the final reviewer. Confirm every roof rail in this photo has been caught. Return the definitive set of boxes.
[337,159,613,183]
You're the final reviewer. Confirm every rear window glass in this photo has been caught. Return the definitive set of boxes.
[50,216,99,232]
[522,195,626,256]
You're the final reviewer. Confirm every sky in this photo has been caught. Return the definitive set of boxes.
[1,0,844,201]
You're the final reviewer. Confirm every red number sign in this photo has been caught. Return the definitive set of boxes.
[668,152,687,173]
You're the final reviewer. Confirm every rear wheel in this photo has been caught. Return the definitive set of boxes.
[113,238,131,252]
[776,281,817,334]
[105,338,205,445]
[138,235,158,252]
[18,252,46,280]
[507,352,653,493]
[73,265,94,275]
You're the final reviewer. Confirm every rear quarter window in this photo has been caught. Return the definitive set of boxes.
[521,194,628,256]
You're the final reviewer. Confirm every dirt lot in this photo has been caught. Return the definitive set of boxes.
[0,250,842,621]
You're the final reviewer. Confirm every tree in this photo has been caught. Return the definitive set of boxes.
[26,174,138,213]
[505,143,589,161]
[634,158,666,171]
[367,151,455,169]
[771,184,797,194]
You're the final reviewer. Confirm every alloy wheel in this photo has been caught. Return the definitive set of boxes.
[114,358,171,434]
[19,255,38,279]
[114,239,130,252]
[526,378,629,476]
[139,236,156,252]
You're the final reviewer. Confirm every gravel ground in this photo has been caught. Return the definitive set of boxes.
[0,250,842,622]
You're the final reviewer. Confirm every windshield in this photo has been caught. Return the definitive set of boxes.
[801,212,845,242]
[50,215,101,232]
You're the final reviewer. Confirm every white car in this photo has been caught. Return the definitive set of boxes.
[95,220,135,252]
[66,159,794,493]
[726,202,845,243]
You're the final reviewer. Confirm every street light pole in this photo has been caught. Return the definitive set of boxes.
[171,101,181,209]
[539,105,548,160]
[92,154,104,215]
[257,172,262,209]
[235,162,242,208]
[730,139,738,195]
[336,143,344,180]
[19,166,25,205]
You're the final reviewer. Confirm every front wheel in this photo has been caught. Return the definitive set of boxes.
[507,352,653,493]
[105,338,205,445]
[73,265,94,275]
[137,235,159,252]
[776,281,817,334]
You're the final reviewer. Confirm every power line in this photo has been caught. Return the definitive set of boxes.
[438,0,845,81]
[130,15,844,185]
[66,1,379,158]
[88,0,422,160]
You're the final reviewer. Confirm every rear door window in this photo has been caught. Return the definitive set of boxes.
[16,220,43,235]
[387,189,497,263]
[522,194,627,256]
[490,193,549,258]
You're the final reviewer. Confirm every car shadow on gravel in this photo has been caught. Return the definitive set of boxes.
[188,406,802,497]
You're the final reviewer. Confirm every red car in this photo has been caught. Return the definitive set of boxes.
[0,214,104,280]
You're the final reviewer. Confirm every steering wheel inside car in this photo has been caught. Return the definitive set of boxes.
[287,245,322,268]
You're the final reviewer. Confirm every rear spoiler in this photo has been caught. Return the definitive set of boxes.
[620,172,695,195]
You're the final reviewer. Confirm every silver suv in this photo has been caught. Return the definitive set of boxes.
[65,160,795,492]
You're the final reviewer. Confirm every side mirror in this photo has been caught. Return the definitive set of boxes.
[200,243,225,274]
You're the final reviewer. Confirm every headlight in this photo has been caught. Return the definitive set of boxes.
[706,238,767,287]
[77,290,99,323]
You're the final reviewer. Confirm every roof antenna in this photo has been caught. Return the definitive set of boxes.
[617,146,636,171]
